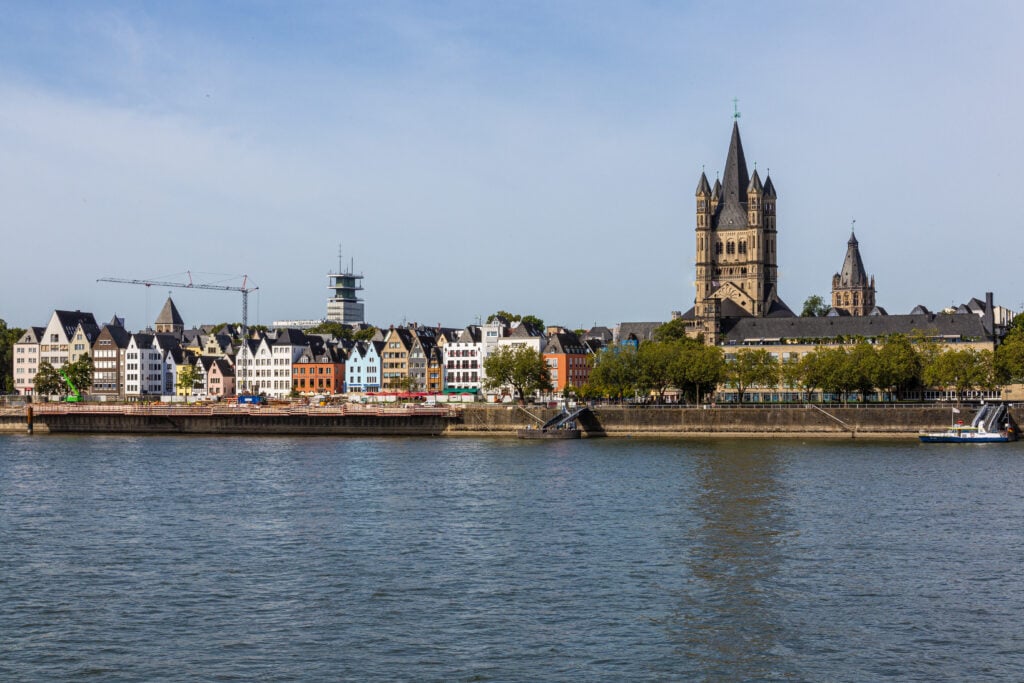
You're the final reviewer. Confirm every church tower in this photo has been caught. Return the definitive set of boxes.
[694,121,782,328]
[831,230,875,316]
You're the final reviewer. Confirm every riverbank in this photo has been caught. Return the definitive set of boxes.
[0,403,1010,439]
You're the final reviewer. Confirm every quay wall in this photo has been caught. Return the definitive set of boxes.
[450,404,1015,439]
[0,404,1017,439]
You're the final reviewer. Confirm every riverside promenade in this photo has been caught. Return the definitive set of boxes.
[0,402,1011,439]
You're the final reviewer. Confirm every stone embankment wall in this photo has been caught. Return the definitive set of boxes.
[449,404,1017,439]
[1,404,1018,439]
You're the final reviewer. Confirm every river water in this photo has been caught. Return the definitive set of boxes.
[2,434,1023,681]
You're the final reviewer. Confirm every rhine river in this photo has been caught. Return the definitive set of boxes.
[2,434,1023,682]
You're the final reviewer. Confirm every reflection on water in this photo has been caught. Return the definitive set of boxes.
[677,442,796,680]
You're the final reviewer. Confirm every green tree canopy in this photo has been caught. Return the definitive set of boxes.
[652,318,695,343]
[306,321,353,340]
[0,319,26,393]
[33,361,64,398]
[800,295,831,317]
[728,349,779,403]
[636,341,678,402]
[352,327,378,342]
[64,354,93,396]
[177,364,201,397]
[482,345,552,402]
[923,348,985,405]
[874,334,922,400]
[588,345,639,401]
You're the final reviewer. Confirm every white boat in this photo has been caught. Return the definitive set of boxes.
[919,404,1018,443]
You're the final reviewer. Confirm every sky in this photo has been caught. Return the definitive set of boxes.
[2,1,1023,331]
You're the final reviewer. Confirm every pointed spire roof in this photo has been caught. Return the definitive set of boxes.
[837,231,870,286]
[696,172,711,197]
[155,297,184,327]
[763,174,776,198]
[714,121,751,230]
[711,178,722,199]
[747,168,762,193]
[721,121,750,207]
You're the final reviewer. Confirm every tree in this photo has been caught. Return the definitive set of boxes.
[64,354,93,396]
[800,295,831,317]
[482,345,551,402]
[846,341,878,402]
[874,334,922,401]
[814,347,853,403]
[924,348,983,405]
[307,321,353,340]
[33,361,64,399]
[675,344,726,404]
[521,314,545,330]
[653,318,693,343]
[636,341,678,402]
[353,327,378,342]
[728,349,779,403]
[177,364,201,398]
[0,319,26,393]
[588,345,639,401]
[486,310,519,324]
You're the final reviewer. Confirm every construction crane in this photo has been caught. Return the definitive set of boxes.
[97,271,259,341]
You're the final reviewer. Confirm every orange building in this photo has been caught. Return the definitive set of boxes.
[542,332,592,392]
[292,344,345,395]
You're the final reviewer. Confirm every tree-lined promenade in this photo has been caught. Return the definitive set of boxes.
[578,316,1024,405]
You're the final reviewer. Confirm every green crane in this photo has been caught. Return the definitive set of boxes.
[59,368,82,402]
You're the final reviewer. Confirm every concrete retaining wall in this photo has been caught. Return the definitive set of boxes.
[1,404,1015,439]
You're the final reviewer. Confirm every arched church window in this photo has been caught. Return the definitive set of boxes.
[716,241,723,255]
[726,241,735,255]
[739,241,747,254]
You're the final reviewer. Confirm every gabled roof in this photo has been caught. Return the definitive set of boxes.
[456,326,482,344]
[274,328,309,347]
[543,331,589,355]
[19,327,45,344]
[508,322,543,339]
[584,326,613,342]
[97,324,132,348]
[53,310,99,338]
[212,358,235,377]
[910,305,931,315]
[155,297,184,327]
[130,332,155,348]
[197,355,219,372]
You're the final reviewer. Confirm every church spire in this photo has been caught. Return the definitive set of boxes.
[721,121,750,209]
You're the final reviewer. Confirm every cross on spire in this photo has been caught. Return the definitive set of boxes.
[733,98,741,120]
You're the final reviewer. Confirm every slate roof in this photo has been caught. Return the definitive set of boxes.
[836,232,870,287]
[155,297,184,327]
[615,322,663,344]
[99,325,132,348]
[275,328,309,347]
[212,358,235,377]
[721,312,992,344]
[543,331,589,355]
[509,321,544,339]
[584,326,613,342]
[714,122,751,231]
[54,310,99,338]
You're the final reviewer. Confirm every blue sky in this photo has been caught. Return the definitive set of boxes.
[2,1,1023,330]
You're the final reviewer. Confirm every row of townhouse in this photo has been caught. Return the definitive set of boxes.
[13,301,606,401]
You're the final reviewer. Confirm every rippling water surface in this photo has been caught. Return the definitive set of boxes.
[2,434,1023,681]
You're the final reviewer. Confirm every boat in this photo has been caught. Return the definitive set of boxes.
[919,404,1018,443]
